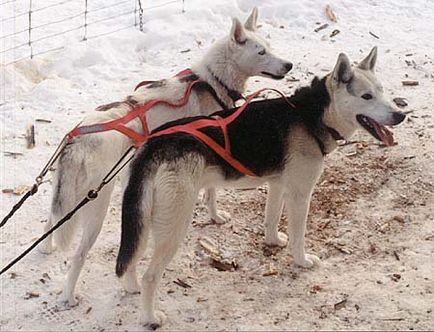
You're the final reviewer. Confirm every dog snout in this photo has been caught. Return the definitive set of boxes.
[392,111,406,125]
[284,62,293,73]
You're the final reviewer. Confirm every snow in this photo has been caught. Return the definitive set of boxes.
[1,0,434,330]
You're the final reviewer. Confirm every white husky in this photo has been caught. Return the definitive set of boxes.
[39,7,293,306]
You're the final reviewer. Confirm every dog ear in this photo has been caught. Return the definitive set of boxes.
[332,53,353,84]
[231,18,247,44]
[244,7,258,31]
[358,46,377,71]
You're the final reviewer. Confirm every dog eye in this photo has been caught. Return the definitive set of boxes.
[361,93,373,100]
[258,49,266,55]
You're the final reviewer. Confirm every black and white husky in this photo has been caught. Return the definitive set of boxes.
[39,8,293,306]
[116,47,406,328]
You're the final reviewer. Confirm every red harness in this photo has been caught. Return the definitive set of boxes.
[149,88,294,177]
[67,69,292,176]
[67,69,198,148]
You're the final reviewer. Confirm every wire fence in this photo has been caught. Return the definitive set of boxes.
[0,0,185,66]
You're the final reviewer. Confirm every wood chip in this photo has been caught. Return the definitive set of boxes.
[35,118,52,123]
[173,278,192,289]
[325,5,337,22]
[13,185,29,195]
[2,188,14,194]
[330,29,340,38]
[26,124,35,149]
[393,215,405,223]
[4,151,24,157]
[262,263,278,277]
[85,307,92,314]
[369,31,380,39]
[393,97,408,107]
[402,80,419,86]
[391,273,401,282]
[198,237,220,256]
[334,298,347,310]
[314,23,329,33]
[24,291,40,299]
[211,258,238,272]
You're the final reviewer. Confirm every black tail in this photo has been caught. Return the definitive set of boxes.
[116,150,152,277]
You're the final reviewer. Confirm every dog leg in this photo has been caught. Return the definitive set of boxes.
[285,189,320,268]
[204,188,230,224]
[284,160,322,268]
[140,176,198,329]
[264,182,287,247]
[60,182,114,306]
[38,218,55,254]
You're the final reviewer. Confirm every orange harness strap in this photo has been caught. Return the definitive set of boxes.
[149,88,294,176]
[67,70,198,148]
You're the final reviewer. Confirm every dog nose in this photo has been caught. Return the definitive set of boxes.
[392,111,406,125]
[284,62,293,72]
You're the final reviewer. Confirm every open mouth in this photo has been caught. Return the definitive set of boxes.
[356,114,394,146]
[261,71,285,80]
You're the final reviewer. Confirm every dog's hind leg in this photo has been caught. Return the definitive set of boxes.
[264,181,287,247]
[140,172,199,329]
[60,182,115,306]
[204,188,230,224]
[39,217,55,254]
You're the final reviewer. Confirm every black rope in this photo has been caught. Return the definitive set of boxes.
[0,146,135,276]
[0,136,68,228]
[0,196,90,276]
[0,185,38,228]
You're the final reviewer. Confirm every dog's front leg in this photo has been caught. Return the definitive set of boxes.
[204,188,230,224]
[264,181,287,247]
[284,160,323,268]
[285,187,320,268]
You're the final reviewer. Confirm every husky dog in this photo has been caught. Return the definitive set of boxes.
[39,8,293,306]
[116,47,406,328]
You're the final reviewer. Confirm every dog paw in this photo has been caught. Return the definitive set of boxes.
[294,253,320,268]
[265,231,288,247]
[38,241,55,255]
[142,310,166,330]
[60,295,79,308]
[211,210,231,224]
[123,279,141,294]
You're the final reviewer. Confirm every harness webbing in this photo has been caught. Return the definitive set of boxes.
[67,70,199,148]
[149,88,295,176]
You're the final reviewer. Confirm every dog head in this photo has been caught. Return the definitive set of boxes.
[329,47,405,145]
[228,8,292,79]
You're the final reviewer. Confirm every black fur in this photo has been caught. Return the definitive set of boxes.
[116,150,152,277]
[145,76,331,178]
[116,76,331,275]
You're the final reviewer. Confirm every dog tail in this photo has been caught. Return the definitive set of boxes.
[116,149,153,277]
[51,151,80,251]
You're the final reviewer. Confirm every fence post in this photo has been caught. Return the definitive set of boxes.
[83,0,88,40]
[28,0,33,58]
[138,0,144,32]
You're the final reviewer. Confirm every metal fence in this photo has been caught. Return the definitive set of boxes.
[0,0,185,66]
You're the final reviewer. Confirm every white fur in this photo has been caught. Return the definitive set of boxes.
[39,8,292,307]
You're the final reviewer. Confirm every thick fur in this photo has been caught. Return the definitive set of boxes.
[39,8,293,307]
[116,48,406,328]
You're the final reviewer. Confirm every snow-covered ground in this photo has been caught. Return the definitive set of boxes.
[1,0,433,330]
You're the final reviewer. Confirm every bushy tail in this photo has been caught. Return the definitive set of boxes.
[51,154,80,251]
[116,152,153,277]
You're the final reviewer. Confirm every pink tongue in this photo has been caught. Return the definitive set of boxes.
[372,120,394,146]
